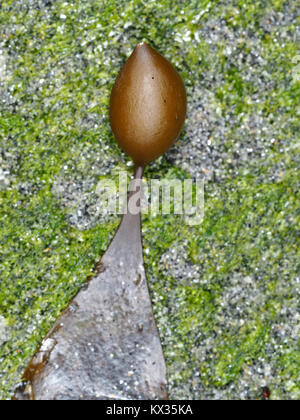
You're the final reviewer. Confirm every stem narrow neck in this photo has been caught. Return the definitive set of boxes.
[134,165,145,180]
[127,165,145,214]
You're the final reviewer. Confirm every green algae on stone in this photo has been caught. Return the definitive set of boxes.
[1,0,299,400]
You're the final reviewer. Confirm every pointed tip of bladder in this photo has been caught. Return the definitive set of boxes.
[131,42,153,67]
[136,41,147,47]
[134,42,150,52]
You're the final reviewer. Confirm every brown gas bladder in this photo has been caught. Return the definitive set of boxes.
[14,43,186,400]
[110,42,187,166]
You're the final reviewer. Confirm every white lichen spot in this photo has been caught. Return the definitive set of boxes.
[175,29,192,43]
[0,316,10,345]
[0,50,6,82]
[0,167,10,189]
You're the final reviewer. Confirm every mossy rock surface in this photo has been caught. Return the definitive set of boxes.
[0,0,299,399]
